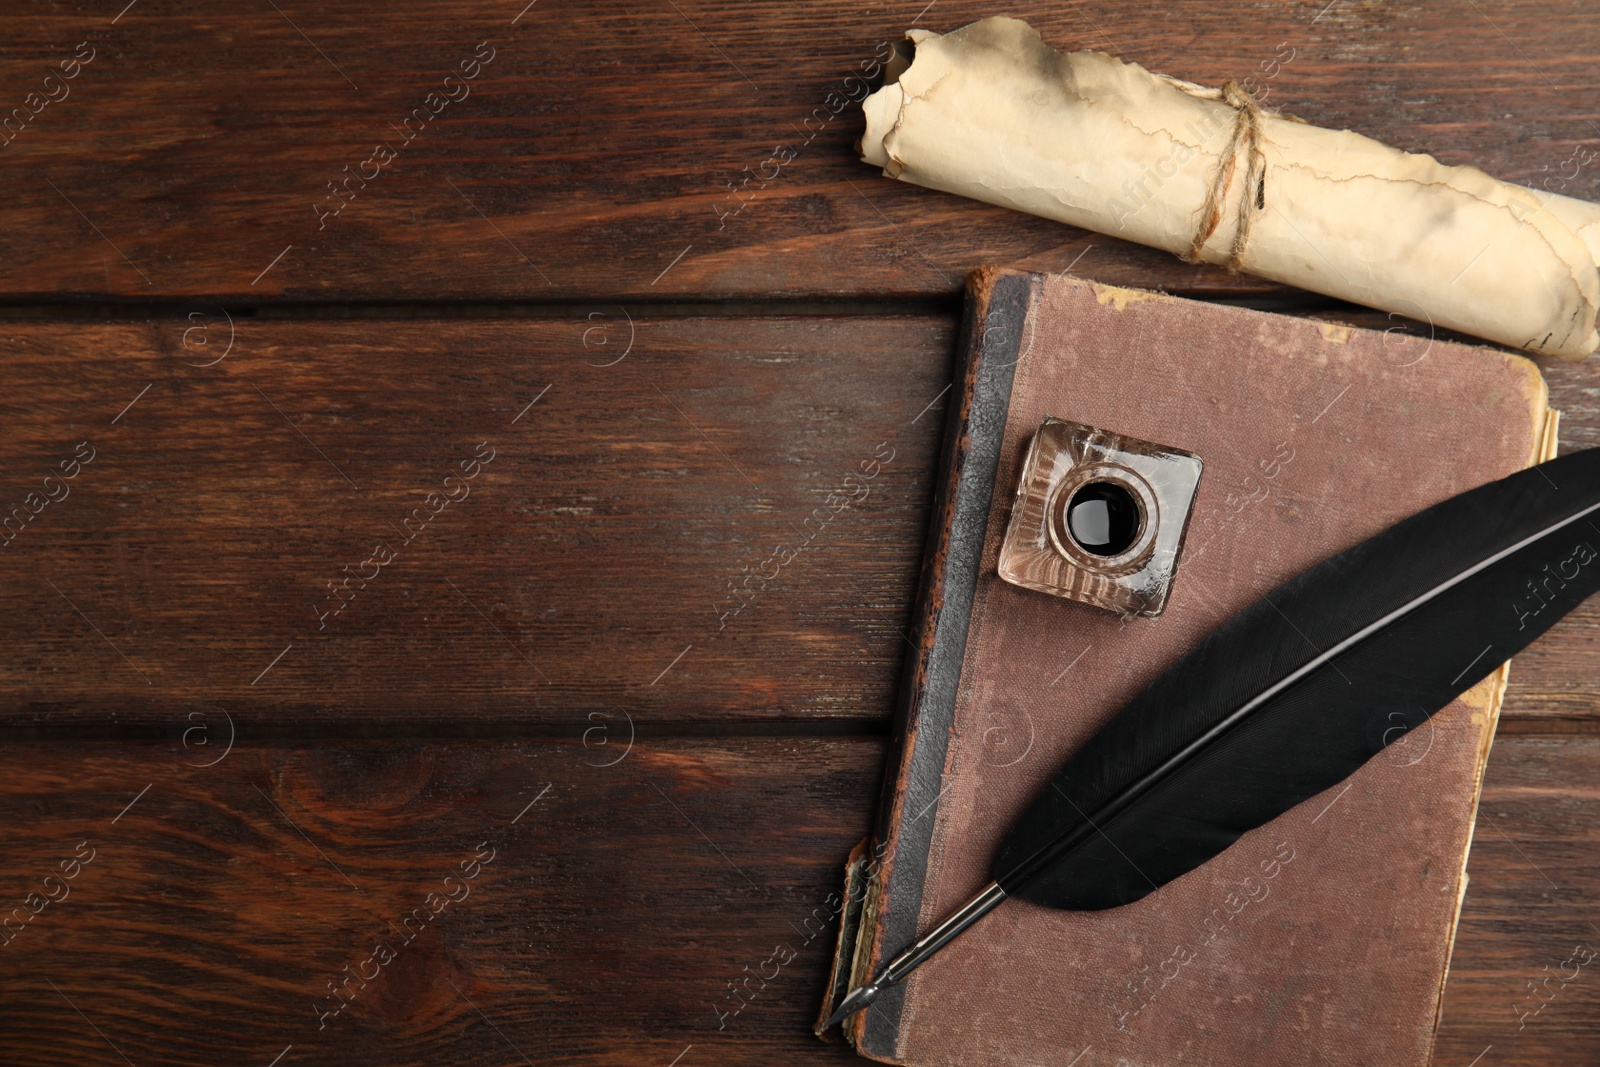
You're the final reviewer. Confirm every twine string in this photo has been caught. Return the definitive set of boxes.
[1185,80,1269,272]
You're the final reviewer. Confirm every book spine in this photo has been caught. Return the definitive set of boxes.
[850,268,1037,1059]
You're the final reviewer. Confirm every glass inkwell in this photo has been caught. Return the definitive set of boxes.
[998,417,1203,617]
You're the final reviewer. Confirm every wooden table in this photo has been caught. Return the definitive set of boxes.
[1,2,1597,1064]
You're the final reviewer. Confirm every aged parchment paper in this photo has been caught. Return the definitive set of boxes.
[860,17,1600,359]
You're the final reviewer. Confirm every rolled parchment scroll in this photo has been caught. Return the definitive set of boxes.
[860,17,1600,359]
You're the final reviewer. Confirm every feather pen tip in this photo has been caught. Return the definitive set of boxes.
[822,982,881,1029]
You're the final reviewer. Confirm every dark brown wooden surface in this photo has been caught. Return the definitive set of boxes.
[0,737,1591,1066]
[3,314,1600,731]
[5,0,1600,1063]
[0,316,946,728]
[0,739,881,1066]
[1,1,1597,301]
[1436,737,1600,1065]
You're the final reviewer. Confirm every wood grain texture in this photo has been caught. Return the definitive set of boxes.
[0,736,1591,1066]
[0,0,1596,301]
[4,312,1600,729]
[1436,736,1600,1065]
[0,316,945,728]
[0,738,881,1067]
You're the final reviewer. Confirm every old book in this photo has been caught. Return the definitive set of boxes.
[818,269,1558,1065]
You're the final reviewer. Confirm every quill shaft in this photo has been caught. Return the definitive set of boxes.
[881,881,1006,982]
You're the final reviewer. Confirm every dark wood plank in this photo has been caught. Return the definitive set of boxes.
[0,316,946,728]
[0,737,880,1066]
[5,311,1600,729]
[1437,736,1600,1064]
[1,0,1596,300]
[0,735,1592,1065]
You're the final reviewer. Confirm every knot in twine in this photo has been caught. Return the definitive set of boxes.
[1185,80,1270,272]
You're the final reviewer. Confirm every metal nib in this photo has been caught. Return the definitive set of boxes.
[819,881,1009,1032]
[822,981,882,1029]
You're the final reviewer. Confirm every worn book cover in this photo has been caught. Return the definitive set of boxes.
[819,269,1558,1066]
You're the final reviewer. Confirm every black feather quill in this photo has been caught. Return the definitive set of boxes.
[827,448,1600,1027]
